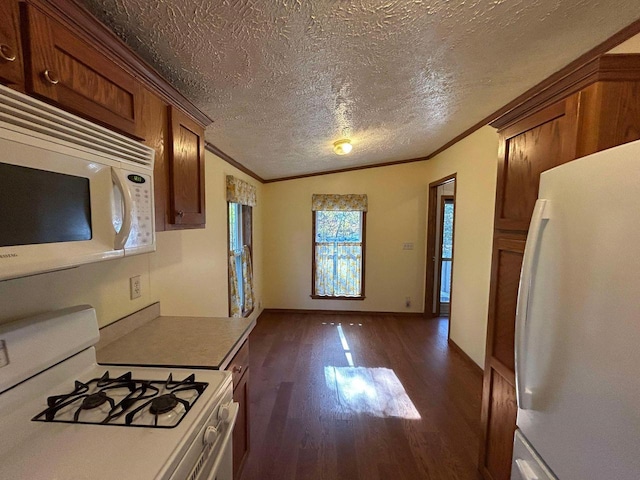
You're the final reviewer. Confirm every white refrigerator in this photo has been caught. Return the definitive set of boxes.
[510,139,640,480]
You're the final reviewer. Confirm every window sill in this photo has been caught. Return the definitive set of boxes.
[310,295,366,301]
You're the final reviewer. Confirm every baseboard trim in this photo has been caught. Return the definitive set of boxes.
[262,308,424,317]
[448,338,483,376]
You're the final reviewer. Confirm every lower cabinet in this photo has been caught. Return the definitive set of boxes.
[227,341,250,480]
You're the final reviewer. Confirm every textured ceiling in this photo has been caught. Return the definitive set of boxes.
[80,0,640,180]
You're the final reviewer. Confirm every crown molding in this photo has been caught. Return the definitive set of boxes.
[204,142,265,183]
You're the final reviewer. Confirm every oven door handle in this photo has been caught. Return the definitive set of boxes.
[204,401,239,480]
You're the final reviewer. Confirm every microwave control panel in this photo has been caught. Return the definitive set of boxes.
[125,172,155,254]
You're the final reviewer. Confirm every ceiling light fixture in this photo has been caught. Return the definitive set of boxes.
[333,139,353,155]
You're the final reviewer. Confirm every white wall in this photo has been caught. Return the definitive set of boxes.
[263,126,498,366]
[150,151,263,320]
[0,151,263,328]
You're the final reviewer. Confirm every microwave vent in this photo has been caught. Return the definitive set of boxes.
[0,85,154,169]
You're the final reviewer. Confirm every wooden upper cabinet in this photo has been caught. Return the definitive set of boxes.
[0,0,24,87]
[21,4,141,138]
[494,97,578,232]
[168,106,206,227]
[575,71,640,157]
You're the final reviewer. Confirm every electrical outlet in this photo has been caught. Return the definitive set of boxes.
[130,275,142,300]
[403,242,414,250]
[405,296,411,308]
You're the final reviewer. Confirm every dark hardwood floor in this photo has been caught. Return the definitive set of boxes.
[240,312,483,480]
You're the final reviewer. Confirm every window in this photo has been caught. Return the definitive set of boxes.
[228,202,253,316]
[312,209,366,299]
[226,175,256,317]
[439,197,454,305]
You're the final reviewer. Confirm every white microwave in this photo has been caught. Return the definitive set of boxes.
[0,84,155,281]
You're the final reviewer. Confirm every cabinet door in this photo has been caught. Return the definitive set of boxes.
[233,368,249,480]
[22,4,140,138]
[479,234,524,480]
[228,341,250,480]
[0,0,24,87]
[168,106,206,226]
[481,367,517,480]
[494,98,578,232]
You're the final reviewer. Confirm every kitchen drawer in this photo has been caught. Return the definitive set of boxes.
[228,341,249,387]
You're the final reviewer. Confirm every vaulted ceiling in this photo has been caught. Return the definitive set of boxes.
[80,0,640,180]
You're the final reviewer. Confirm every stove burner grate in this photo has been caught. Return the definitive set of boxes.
[32,371,208,429]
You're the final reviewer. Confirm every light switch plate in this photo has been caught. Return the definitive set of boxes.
[403,242,414,250]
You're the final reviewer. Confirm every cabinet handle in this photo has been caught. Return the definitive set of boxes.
[232,365,243,374]
[43,69,59,85]
[177,210,185,218]
[0,44,16,62]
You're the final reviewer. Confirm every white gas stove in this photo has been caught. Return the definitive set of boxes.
[0,306,237,480]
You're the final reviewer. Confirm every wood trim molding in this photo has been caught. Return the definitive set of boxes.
[424,174,457,319]
[262,308,424,317]
[490,53,640,130]
[264,155,434,183]
[448,339,483,376]
[32,0,213,127]
[205,142,265,183]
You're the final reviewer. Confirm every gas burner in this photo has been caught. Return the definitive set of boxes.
[32,371,208,428]
[82,392,110,410]
[124,374,207,427]
[150,394,179,415]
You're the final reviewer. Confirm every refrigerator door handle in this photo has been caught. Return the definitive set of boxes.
[515,199,550,410]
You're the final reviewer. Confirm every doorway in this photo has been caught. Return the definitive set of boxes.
[424,175,456,328]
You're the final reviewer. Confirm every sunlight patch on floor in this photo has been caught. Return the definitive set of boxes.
[324,366,422,420]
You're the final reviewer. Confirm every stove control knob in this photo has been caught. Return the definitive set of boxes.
[218,403,232,422]
[203,425,219,445]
